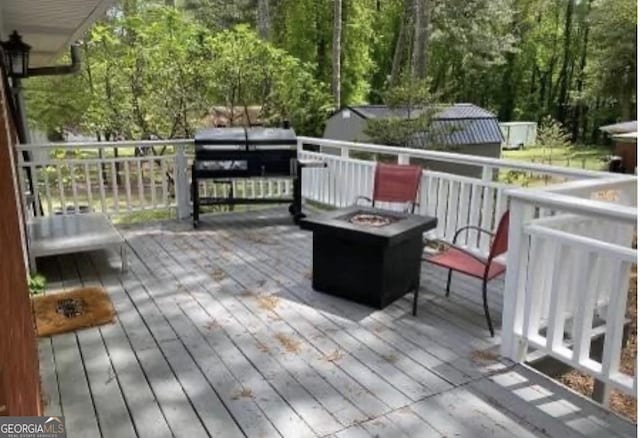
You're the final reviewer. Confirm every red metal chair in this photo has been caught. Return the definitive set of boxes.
[355,163,423,213]
[416,211,510,337]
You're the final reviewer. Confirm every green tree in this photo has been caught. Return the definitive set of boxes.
[24,0,638,146]
[586,0,637,121]
[363,76,439,147]
[536,116,572,163]
[26,8,332,138]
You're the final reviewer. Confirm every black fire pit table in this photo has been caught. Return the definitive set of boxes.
[299,206,437,309]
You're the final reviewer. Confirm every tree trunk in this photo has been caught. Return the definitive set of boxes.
[621,36,637,121]
[556,0,575,124]
[332,0,342,108]
[572,0,591,142]
[390,0,413,85]
[499,52,517,121]
[258,0,270,39]
[411,0,429,79]
[620,86,632,121]
[315,1,327,82]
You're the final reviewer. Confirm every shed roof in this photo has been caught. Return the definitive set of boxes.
[343,103,502,146]
[347,103,497,120]
[410,119,503,147]
[611,131,637,143]
[599,120,637,135]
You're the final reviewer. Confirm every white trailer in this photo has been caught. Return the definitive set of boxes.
[500,122,537,150]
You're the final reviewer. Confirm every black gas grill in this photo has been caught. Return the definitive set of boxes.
[192,126,320,227]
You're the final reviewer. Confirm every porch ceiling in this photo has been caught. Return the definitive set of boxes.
[1,0,114,67]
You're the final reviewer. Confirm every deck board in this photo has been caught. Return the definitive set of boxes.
[130,233,317,437]
[179,226,427,410]
[152,232,389,429]
[51,332,102,438]
[72,254,138,438]
[36,207,634,438]
[210,214,476,387]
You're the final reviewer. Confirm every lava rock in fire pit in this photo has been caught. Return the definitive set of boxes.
[56,298,86,318]
[348,213,398,228]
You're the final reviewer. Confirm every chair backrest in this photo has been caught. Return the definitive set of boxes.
[372,163,422,206]
[488,211,510,261]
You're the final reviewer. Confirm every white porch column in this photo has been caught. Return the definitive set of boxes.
[500,197,531,360]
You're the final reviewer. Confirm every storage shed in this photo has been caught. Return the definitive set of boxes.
[323,103,503,178]
[600,121,637,174]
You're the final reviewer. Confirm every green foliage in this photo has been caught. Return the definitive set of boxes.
[428,0,516,101]
[364,76,440,147]
[24,0,637,144]
[536,116,572,163]
[28,273,46,296]
[26,6,331,138]
[340,0,375,103]
[501,170,532,187]
[204,25,332,134]
[537,116,572,149]
[585,0,637,119]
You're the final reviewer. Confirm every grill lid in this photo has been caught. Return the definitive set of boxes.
[246,127,297,146]
[194,127,247,146]
[194,127,297,148]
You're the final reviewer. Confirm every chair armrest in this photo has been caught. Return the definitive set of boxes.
[424,239,489,265]
[453,225,494,244]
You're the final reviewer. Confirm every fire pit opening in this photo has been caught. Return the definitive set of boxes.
[343,211,400,228]
[56,298,86,318]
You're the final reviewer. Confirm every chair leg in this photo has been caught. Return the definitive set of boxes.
[412,286,419,316]
[445,269,453,297]
[482,279,495,337]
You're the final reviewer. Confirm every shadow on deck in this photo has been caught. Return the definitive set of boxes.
[36,207,634,438]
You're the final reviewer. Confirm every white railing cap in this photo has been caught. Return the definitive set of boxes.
[540,175,637,195]
[298,136,615,180]
[507,187,637,223]
[17,138,193,150]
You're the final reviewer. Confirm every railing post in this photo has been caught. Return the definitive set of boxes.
[481,165,493,182]
[175,144,190,220]
[397,153,410,165]
[341,147,350,159]
[500,197,529,361]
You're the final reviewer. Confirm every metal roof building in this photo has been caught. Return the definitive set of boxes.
[341,103,503,147]
[323,103,503,178]
[599,120,637,135]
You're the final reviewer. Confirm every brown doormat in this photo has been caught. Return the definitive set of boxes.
[32,287,115,337]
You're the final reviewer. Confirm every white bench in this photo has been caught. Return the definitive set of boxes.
[27,213,127,272]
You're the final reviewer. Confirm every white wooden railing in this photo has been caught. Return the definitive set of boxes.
[296,137,615,256]
[17,140,292,220]
[18,136,637,409]
[17,140,191,218]
[296,137,637,408]
[502,176,637,405]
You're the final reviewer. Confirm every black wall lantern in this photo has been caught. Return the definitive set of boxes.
[1,31,30,78]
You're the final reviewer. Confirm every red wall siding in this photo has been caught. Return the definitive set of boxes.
[614,141,637,173]
[0,75,41,415]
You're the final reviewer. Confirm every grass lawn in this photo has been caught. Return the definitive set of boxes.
[502,144,612,171]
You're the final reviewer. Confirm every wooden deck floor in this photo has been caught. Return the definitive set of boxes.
[37,208,634,438]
